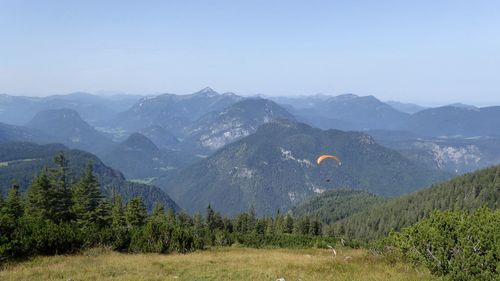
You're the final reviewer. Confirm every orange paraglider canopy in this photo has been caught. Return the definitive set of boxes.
[316,154,341,166]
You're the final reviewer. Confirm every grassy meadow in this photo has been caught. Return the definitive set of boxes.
[0,247,442,281]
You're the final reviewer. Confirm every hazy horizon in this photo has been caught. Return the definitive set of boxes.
[1,87,497,108]
[1,1,499,106]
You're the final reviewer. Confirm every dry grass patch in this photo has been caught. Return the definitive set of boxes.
[0,247,442,281]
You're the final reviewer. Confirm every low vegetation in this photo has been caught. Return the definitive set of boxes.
[380,208,499,281]
[0,247,441,281]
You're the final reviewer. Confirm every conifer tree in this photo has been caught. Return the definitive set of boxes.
[110,194,129,250]
[295,216,310,235]
[111,194,126,228]
[177,212,194,228]
[125,197,147,228]
[25,167,53,220]
[309,219,322,236]
[94,199,112,229]
[152,203,165,218]
[165,207,176,224]
[3,182,23,219]
[50,153,73,222]
[71,163,102,226]
[0,185,21,258]
[283,214,294,234]
[248,205,256,231]
[222,216,233,233]
[193,212,204,230]
[205,204,216,231]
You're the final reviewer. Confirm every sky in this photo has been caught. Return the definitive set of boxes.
[0,0,499,105]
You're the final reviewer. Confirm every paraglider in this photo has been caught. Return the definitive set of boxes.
[316,154,341,183]
[316,154,341,166]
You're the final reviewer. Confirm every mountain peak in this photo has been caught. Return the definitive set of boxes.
[447,103,478,110]
[29,108,82,122]
[121,133,159,152]
[331,94,359,101]
[194,87,219,97]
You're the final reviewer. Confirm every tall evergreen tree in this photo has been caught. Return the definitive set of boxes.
[3,182,23,219]
[71,163,102,226]
[25,167,53,221]
[0,184,23,259]
[309,219,322,236]
[94,199,112,229]
[205,204,216,231]
[248,205,256,232]
[111,194,126,228]
[295,216,310,235]
[283,215,294,234]
[152,203,165,218]
[50,153,73,222]
[125,197,147,228]
[193,212,204,230]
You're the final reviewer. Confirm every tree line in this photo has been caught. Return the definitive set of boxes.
[0,153,332,262]
[330,165,500,241]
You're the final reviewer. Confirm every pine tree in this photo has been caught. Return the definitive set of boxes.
[125,197,147,228]
[235,213,250,233]
[94,199,112,229]
[205,204,216,231]
[110,194,129,250]
[177,212,194,228]
[0,184,23,258]
[71,163,102,226]
[296,217,311,235]
[111,194,126,228]
[254,219,266,235]
[165,207,176,224]
[152,203,165,218]
[283,215,294,234]
[25,167,53,220]
[222,216,233,233]
[248,205,256,232]
[3,182,23,219]
[193,212,204,230]
[50,153,73,222]
[309,219,322,236]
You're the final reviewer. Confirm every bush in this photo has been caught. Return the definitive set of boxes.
[384,207,500,281]
[13,218,82,256]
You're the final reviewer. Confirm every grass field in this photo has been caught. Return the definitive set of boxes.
[0,247,441,281]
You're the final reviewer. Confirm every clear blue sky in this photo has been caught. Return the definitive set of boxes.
[1,0,499,105]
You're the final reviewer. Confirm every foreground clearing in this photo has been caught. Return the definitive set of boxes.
[0,247,441,281]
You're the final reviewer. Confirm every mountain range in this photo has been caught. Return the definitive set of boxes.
[0,88,499,218]
[109,87,243,136]
[183,98,296,152]
[160,120,448,216]
[0,92,141,126]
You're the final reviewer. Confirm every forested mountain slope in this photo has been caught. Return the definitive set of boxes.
[0,142,179,211]
[332,165,500,241]
[163,120,448,216]
[292,189,386,225]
